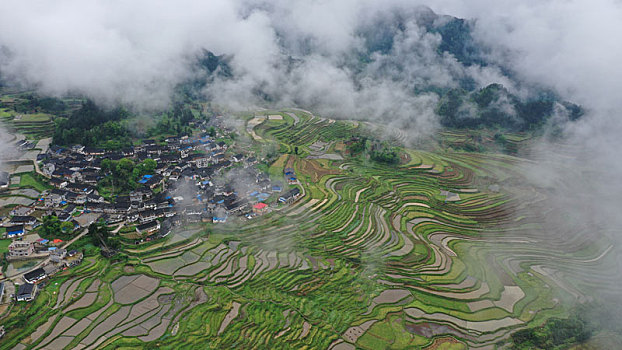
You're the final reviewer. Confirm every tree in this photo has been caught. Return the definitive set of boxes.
[52,100,132,148]
[347,137,367,155]
[140,159,157,174]
[117,158,135,173]
[88,222,116,250]
[101,158,113,172]
[60,221,74,233]
[208,127,216,137]
[40,215,61,237]
[132,159,157,182]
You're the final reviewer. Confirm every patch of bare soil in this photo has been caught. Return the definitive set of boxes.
[299,158,341,182]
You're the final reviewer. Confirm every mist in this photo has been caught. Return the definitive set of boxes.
[2,0,622,329]
[0,0,515,135]
[445,0,622,295]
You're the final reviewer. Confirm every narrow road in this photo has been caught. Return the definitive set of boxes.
[61,228,89,250]
[285,112,300,125]
[110,221,125,234]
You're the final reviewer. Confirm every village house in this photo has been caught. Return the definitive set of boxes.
[144,175,164,189]
[85,202,104,213]
[67,170,83,183]
[10,206,35,217]
[66,183,95,194]
[63,204,77,214]
[42,163,55,177]
[23,267,47,284]
[50,189,67,204]
[225,198,248,214]
[279,187,301,204]
[143,200,157,211]
[16,283,37,302]
[252,202,268,214]
[212,215,228,223]
[130,190,144,202]
[195,155,210,168]
[186,212,202,223]
[126,212,139,222]
[83,147,105,156]
[83,174,99,185]
[43,263,60,277]
[49,177,67,188]
[64,250,83,267]
[5,225,25,238]
[64,191,79,203]
[136,220,160,235]
[9,241,35,258]
[114,202,131,214]
[100,203,116,214]
[72,145,85,154]
[50,248,67,263]
[284,167,297,184]
[87,193,105,203]
[9,216,37,227]
[74,193,87,204]
[139,210,158,223]
[57,212,72,222]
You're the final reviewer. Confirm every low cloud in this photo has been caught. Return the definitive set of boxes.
[437,0,622,305]
[1,0,514,134]
[1,0,622,310]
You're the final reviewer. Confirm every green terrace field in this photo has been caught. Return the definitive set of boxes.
[19,172,52,192]
[438,129,534,154]
[2,110,617,349]
[0,108,56,140]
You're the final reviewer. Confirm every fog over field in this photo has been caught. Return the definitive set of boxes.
[1,0,621,305]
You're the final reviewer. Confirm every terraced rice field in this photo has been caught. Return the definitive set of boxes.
[1,111,616,349]
[0,110,55,139]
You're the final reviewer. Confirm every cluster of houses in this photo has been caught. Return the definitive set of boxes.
[5,237,69,260]
[9,128,302,244]
[0,114,307,304]
[279,168,301,204]
[284,167,297,185]
[0,203,75,260]
[14,249,83,302]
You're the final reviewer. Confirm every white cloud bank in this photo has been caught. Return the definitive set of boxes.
[1,1,622,278]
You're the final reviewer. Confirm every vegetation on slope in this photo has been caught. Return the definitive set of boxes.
[52,99,132,149]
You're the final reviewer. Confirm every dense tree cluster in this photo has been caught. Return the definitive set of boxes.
[510,301,622,349]
[370,146,400,164]
[437,83,583,131]
[99,158,157,195]
[53,100,132,149]
[88,222,119,251]
[511,317,591,349]
[347,137,368,155]
[39,215,76,240]
[148,103,196,137]
[8,94,68,114]
[347,137,400,165]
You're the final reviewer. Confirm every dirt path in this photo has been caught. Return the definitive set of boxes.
[218,302,241,335]
[246,116,266,141]
[285,112,300,125]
